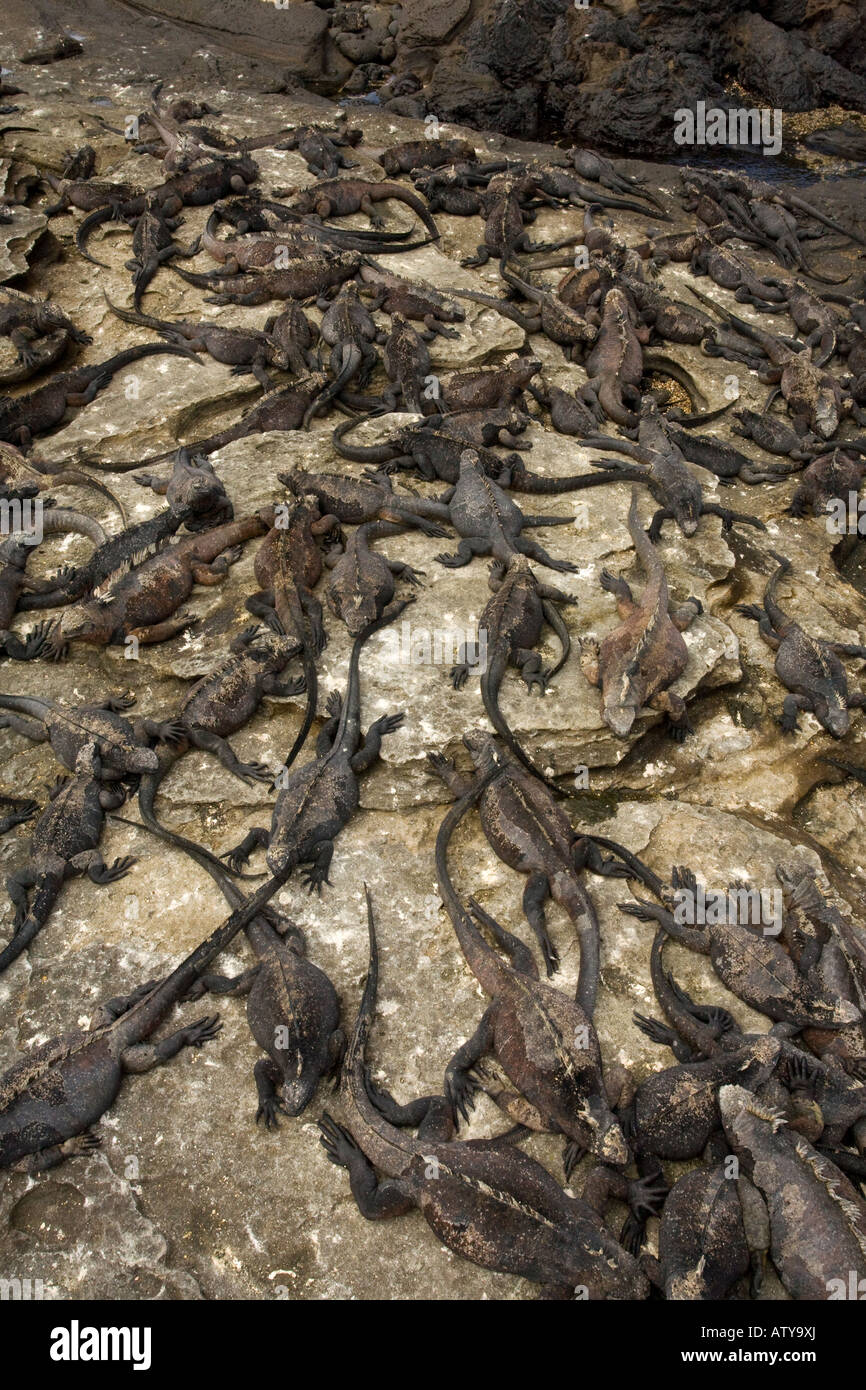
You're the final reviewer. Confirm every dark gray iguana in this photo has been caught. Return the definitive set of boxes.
[221,601,409,892]
[433,766,630,1168]
[736,552,866,739]
[0,746,135,973]
[0,688,180,781]
[719,1083,866,1300]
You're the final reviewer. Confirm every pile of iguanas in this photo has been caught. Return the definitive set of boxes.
[1,79,866,1304]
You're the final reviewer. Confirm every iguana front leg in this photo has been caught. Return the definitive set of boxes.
[221,826,269,873]
[426,751,473,798]
[17,1130,102,1174]
[780,692,816,732]
[318,1114,415,1218]
[262,672,306,699]
[300,839,335,893]
[69,851,137,886]
[127,615,195,644]
[649,689,693,741]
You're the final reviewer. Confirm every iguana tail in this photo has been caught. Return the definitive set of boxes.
[481,647,565,798]
[763,550,792,629]
[332,411,397,465]
[337,885,415,1173]
[120,748,268,883]
[0,874,61,973]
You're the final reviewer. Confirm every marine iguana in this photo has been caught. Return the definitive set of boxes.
[775,863,866,1084]
[0,688,180,780]
[123,194,201,307]
[429,731,636,979]
[72,156,259,261]
[0,748,134,973]
[318,886,654,1298]
[735,277,844,366]
[570,149,667,213]
[433,768,630,1166]
[0,287,91,366]
[719,1083,866,1299]
[44,511,270,659]
[279,467,449,537]
[452,262,598,362]
[581,396,768,538]
[0,510,107,659]
[420,407,532,452]
[174,251,364,308]
[0,342,201,449]
[378,138,476,176]
[280,124,362,178]
[731,407,817,461]
[619,863,862,1030]
[196,213,415,273]
[0,440,120,520]
[184,872,343,1126]
[284,178,439,241]
[580,490,702,740]
[221,602,408,891]
[357,261,464,337]
[446,554,575,795]
[0,863,296,1174]
[787,449,866,518]
[581,287,648,427]
[87,375,329,473]
[433,450,579,573]
[15,486,228,613]
[532,164,667,220]
[736,552,866,738]
[245,499,341,771]
[640,1160,754,1299]
[130,624,304,879]
[325,521,422,635]
[105,285,288,387]
[132,449,233,528]
[689,288,860,439]
[380,313,429,412]
[305,282,381,427]
[436,358,541,412]
[633,923,866,1147]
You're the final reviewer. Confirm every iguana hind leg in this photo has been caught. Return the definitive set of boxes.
[121,1014,222,1072]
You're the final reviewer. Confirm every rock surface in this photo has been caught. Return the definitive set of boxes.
[0,0,865,1304]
